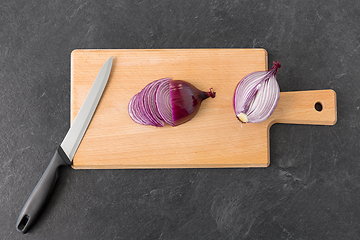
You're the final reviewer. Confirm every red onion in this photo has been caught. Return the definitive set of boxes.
[233,61,281,123]
[129,78,215,127]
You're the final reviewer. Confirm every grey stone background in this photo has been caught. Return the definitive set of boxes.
[1,0,359,239]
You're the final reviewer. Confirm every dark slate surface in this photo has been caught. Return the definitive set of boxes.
[1,0,359,239]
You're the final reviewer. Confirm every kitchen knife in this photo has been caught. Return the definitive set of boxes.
[16,56,113,233]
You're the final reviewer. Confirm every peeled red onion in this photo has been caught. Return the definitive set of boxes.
[129,78,215,127]
[233,61,281,123]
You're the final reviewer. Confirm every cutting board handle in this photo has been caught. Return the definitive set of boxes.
[270,89,337,126]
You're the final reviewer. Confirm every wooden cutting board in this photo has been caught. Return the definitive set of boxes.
[70,49,337,169]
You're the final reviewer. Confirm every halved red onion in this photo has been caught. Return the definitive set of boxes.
[128,78,215,127]
[233,61,281,123]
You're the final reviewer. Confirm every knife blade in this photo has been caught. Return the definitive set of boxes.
[16,56,113,233]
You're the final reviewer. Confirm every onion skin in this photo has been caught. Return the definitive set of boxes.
[170,80,215,126]
[233,61,281,123]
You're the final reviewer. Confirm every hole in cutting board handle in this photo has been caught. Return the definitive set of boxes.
[315,101,323,112]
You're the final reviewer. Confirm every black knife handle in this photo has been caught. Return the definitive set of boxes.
[16,146,71,233]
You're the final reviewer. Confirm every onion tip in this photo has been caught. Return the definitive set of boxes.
[271,61,281,73]
[206,88,216,98]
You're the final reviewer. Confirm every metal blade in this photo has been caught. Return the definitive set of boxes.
[60,56,113,161]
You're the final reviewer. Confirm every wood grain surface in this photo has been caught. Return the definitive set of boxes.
[70,49,336,169]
